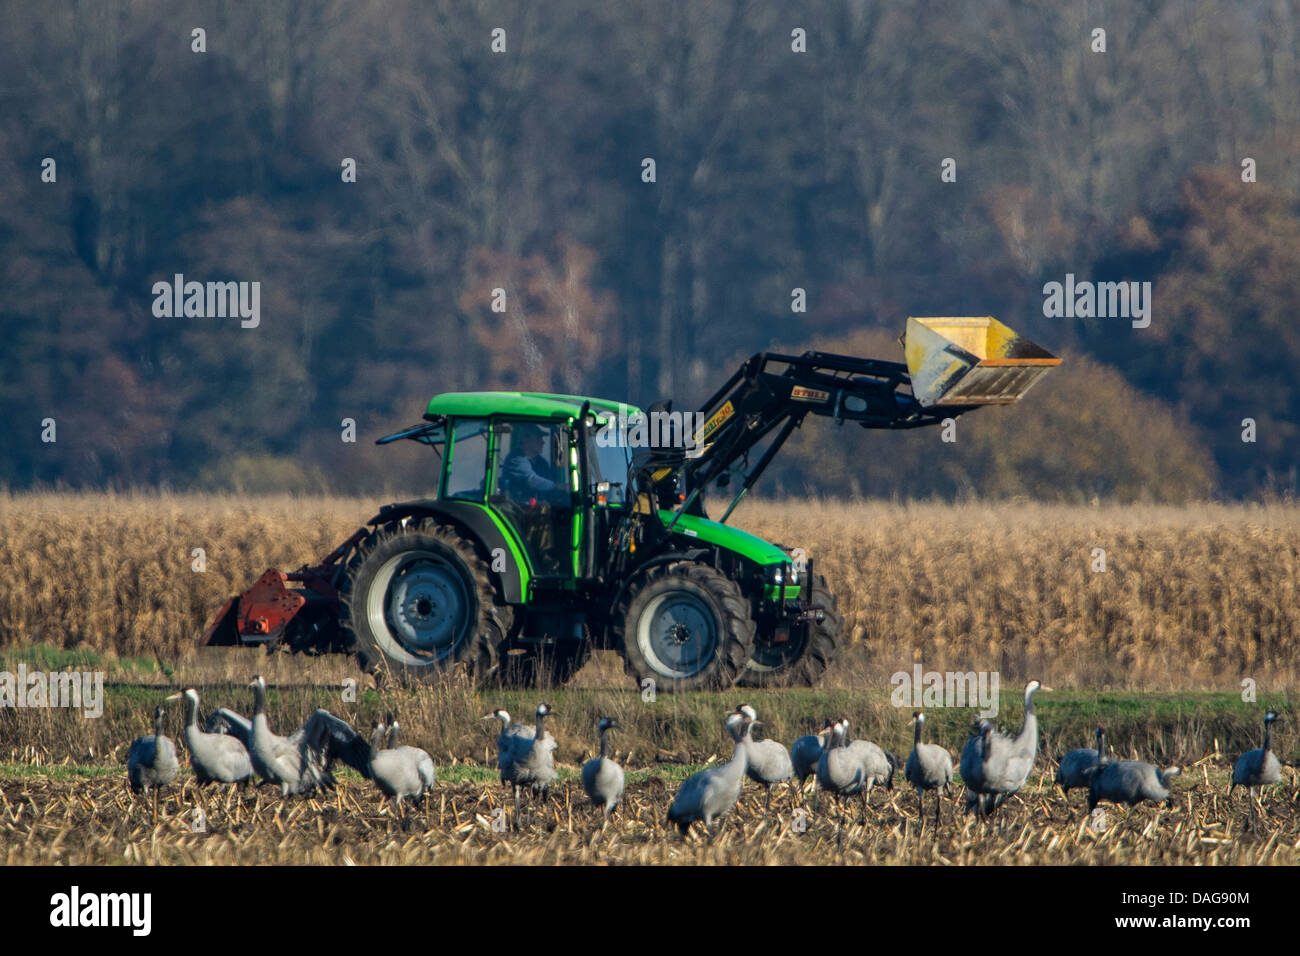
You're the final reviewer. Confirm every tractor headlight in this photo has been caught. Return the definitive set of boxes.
[787,563,800,585]
[768,565,784,586]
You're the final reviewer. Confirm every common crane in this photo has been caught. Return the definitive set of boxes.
[816,720,872,824]
[1231,710,1282,806]
[840,716,898,803]
[904,710,953,825]
[1087,760,1180,810]
[127,704,179,822]
[385,715,436,796]
[241,675,370,797]
[488,703,558,825]
[791,719,833,808]
[960,680,1049,818]
[165,688,252,787]
[666,711,751,835]
[581,716,625,819]
[735,704,794,809]
[1056,726,1107,796]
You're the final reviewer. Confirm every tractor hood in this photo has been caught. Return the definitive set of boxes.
[656,510,789,567]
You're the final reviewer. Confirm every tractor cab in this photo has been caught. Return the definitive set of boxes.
[383,392,635,590]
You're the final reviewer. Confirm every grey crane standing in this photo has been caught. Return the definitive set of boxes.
[1231,710,1282,807]
[840,716,898,805]
[905,710,953,826]
[204,705,271,782]
[127,704,179,823]
[355,718,434,829]
[735,704,795,810]
[816,719,872,825]
[959,680,1049,818]
[385,715,436,797]
[242,675,370,798]
[791,719,833,807]
[165,688,252,790]
[1056,726,1107,796]
[485,707,555,781]
[667,711,751,836]
[488,703,558,826]
[1087,760,1181,810]
[581,717,625,820]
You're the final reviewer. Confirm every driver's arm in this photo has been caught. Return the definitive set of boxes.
[504,455,560,493]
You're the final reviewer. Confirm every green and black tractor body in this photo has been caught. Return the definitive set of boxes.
[202,317,1058,691]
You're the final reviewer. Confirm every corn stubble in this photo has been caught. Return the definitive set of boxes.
[1,769,1296,865]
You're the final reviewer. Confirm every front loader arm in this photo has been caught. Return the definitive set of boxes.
[646,317,1059,523]
[680,350,971,493]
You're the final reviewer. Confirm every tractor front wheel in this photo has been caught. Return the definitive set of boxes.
[738,574,843,687]
[613,562,755,692]
[341,519,511,684]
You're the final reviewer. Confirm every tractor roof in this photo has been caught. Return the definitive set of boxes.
[424,391,639,422]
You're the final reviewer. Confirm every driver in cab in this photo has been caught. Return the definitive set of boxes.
[503,424,569,504]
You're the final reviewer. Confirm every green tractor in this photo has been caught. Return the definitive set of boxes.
[203,317,1059,691]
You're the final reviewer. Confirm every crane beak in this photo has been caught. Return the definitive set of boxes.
[164,693,181,701]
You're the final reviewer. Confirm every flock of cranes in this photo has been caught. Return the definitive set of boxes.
[126,678,1287,835]
[127,677,436,826]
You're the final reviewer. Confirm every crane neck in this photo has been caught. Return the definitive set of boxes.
[598,728,609,759]
[913,720,923,748]
[1263,721,1273,754]
[184,696,199,729]
[252,682,266,717]
[727,735,749,775]
[1097,730,1105,759]
[153,710,165,737]
[1023,684,1039,715]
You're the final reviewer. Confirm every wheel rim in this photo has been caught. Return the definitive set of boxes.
[637,591,720,679]
[365,550,472,665]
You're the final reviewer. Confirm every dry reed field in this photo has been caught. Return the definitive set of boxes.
[1,493,1298,689]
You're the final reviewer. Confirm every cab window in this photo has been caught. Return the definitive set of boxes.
[443,419,489,501]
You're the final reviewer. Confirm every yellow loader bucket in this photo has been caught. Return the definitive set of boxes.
[903,316,1061,407]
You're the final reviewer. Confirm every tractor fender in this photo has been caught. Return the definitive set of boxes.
[365,499,526,604]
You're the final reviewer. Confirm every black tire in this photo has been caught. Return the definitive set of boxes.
[613,561,755,692]
[341,519,512,684]
[738,574,842,687]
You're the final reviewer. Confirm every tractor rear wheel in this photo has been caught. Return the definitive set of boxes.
[613,562,755,692]
[341,519,511,684]
[738,575,842,687]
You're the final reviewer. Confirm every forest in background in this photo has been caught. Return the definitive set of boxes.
[2,0,1298,501]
